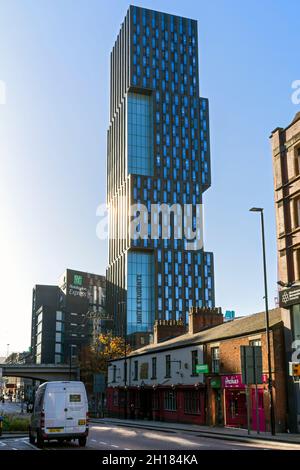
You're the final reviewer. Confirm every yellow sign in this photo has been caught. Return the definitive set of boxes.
[293,363,300,376]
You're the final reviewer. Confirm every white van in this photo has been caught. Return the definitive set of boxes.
[29,381,89,448]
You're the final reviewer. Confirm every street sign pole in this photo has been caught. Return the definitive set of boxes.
[246,385,251,435]
[253,349,260,434]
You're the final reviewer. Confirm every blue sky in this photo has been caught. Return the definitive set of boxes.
[0,0,299,354]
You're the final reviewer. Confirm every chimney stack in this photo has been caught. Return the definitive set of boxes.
[153,319,186,344]
[188,307,223,334]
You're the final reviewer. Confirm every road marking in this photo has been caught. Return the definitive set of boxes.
[23,441,39,450]
[100,441,107,445]
[91,439,97,442]
[110,444,119,448]
[0,442,7,447]
[124,448,131,450]
[12,448,18,450]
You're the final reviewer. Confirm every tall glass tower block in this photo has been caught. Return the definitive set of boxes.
[106,6,215,346]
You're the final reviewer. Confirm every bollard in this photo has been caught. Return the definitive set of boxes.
[0,416,3,437]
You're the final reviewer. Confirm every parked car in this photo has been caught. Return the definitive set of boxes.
[29,381,89,448]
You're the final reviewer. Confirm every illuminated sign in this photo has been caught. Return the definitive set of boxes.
[73,274,83,286]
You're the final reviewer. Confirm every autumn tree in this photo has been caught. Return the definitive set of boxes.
[79,333,130,389]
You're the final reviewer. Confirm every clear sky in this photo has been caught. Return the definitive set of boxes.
[0,0,299,356]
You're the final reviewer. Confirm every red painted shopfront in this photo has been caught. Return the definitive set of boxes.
[106,385,206,425]
[222,374,266,432]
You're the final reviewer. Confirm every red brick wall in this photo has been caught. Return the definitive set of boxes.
[205,324,287,432]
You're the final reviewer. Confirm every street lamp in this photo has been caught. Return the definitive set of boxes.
[69,344,77,380]
[249,207,276,435]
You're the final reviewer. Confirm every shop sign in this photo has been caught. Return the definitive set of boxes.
[279,286,300,308]
[222,374,244,389]
[196,364,209,374]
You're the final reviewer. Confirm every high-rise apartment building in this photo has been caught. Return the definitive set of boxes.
[271,111,300,432]
[106,6,215,346]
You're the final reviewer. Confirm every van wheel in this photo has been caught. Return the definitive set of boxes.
[36,431,44,449]
[78,436,87,447]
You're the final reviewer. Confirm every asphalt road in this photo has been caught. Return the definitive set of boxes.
[1,423,300,450]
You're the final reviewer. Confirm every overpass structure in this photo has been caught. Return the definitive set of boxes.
[0,364,80,382]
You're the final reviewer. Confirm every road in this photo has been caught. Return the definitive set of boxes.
[0,423,299,450]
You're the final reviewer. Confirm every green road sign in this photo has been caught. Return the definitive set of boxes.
[196,364,209,374]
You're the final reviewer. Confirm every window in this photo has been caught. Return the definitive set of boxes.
[127,92,153,176]
[294,147,300,176]
[184,391,201,414]
[134,360,138,381]
[191,350,198,376]
[112,365,117,382]
[113,390,118,407]
[152,357,157,379]
[55,354,61,364]
[164,390,177,411]
[152,391,159,410]
[211,347,220,374]
[165,354,171,378]
[56,311,62,321]
[293,197,300,228]
[294,248,300,281]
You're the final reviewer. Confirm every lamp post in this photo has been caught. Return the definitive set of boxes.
[118,301,127,419]
[249,207,276,435]
[69,344,77,380]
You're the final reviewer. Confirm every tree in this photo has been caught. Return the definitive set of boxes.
[79,333,130,382]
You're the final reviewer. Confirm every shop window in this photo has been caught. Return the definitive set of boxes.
[152,391,159,410]
[164,390,177,411]
[184,391,201,414]
[113,390,118,407]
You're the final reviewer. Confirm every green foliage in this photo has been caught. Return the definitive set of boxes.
[1,414,30,432]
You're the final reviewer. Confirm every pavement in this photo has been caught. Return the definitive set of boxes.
[90,417,300,446]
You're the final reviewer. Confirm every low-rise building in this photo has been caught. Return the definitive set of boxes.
[107,308,288,432]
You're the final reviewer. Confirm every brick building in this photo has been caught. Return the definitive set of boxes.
[106,308,288,432]
[271,112,300,432]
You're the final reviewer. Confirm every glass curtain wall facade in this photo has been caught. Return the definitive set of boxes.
[106,6,215,346]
